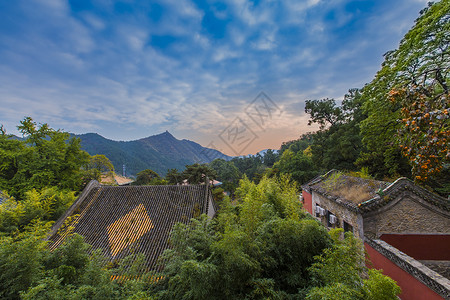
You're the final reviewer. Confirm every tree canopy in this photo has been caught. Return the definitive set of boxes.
[360,0,449,188]
[0,118,90,199]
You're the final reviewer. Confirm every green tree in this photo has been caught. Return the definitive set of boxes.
[208,159,241,193]
[134,169,161,185]
[256,218,331,293]
[0,128,25,191]
[307,229,401,299]
[0,118,90,199]
[156,176,334,299]
[273,149,317,184]
[83,154,115,183]
[305,98,344,130]
[304,89,366,173]
[182,163,217,184]
[0,222,51,299]
[165,168,183,185]
[262,149,279,167]
[359,0,449,183]
[230,155,266,182]
[0,187,75,234]
[279,133,314,156]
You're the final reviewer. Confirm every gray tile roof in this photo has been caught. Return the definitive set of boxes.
[303,170,449,213]
[47,180,214,274]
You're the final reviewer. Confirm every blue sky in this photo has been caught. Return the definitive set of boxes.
[0,0,428,155]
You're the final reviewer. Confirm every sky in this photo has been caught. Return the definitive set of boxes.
[0,0,429,156]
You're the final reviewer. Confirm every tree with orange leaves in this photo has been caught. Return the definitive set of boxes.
[389,86,449,183]
[360,1,449,194]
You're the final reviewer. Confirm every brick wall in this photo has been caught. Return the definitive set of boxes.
[302,190,313,215]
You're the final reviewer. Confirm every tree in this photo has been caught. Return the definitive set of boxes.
[208,159,241,193]
[304,89,366,174]
[307,229,401,299]
[165,168,183,185]
[157,176,323,299]
[256,218,331,293]
[0,222,51,299]
[182,163,217,184]
[0,118,90,199]
[134,169,161,185]
[279,133,314,156]
[83,155,115,183]
[389,87,449,183]
[262,149,279,167]
[0,187,75,234]
[0,130,25,192]
[230,155,266,182]
[305,98,344,130]
[273,149,317,185]
[360,1,450,183]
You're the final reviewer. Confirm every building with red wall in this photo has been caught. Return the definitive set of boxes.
[301,170,450,299]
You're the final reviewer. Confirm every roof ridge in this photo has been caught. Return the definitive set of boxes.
[46,180,101,240]
[359,178,449,212]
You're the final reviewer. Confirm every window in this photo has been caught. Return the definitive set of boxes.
[327,211,337,227]
[343,221,353,233]
[316,203,321,218]
[315,204,323,218]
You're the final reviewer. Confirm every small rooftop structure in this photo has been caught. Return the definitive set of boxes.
[100,173,134,186]
[47,180,215,274]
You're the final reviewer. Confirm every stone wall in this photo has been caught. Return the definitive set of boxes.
[312,192,363,239]
[363,193,450,239]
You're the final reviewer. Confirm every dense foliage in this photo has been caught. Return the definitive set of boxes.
[359,0,449,192]
[0,118,90,200]
[0,172,400,299]
[83,154,115,183]
[152,176,399,299]
[134,169,167,185]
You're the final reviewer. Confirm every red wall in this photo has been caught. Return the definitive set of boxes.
[302,190,312,215]
[365,242,443,300]
[380,234,450,260]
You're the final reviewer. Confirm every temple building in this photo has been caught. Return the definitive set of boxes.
[302,170,450,300]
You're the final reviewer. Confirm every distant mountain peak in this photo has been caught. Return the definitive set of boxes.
[162,130,174,137]
[76,131,231,176]
[153,130,175,138]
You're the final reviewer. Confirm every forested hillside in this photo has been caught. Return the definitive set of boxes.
[76,131,231,176]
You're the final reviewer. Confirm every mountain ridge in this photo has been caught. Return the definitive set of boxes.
[74,131,231,176]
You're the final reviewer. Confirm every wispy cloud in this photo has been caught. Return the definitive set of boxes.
[0,0,429,154]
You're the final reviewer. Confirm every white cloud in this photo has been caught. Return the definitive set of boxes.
[0,0,432,149]
[82,13,107,31]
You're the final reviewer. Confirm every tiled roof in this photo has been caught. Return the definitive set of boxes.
[100,173,134,185]
[304,170,449,213]
[47,181,214,274]
[308,170,389,208]
[359,177,449,213]
[114,174,134,185]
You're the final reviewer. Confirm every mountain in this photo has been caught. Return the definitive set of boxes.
[75,131,231,176]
